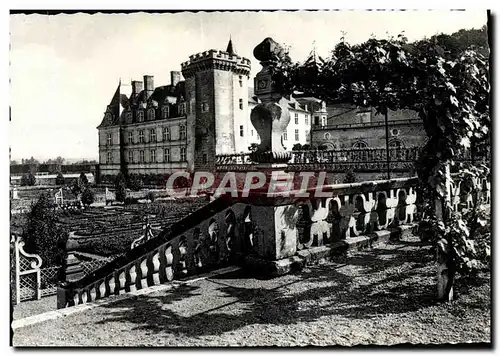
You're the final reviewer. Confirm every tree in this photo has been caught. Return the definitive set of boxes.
[55,172,65,186]
[24,193,68,267]
[272,28,490,301]
[115,172,127,202]
[81,188,95,207]
[79,172,89,188]
[21,173,36,186]
[292,143,303,151]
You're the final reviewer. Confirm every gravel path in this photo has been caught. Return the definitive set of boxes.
[13,240,491,347]
[12,296,57,321]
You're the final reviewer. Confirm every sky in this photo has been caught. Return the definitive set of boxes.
[9,10,488,162]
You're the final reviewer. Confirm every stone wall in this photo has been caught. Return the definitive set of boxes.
[312,120,426,150]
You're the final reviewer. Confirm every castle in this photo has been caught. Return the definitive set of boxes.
[97,39,328,177]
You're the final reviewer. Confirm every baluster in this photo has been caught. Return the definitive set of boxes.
[97,280,106,300]
[137,257,147,290]
[177,236,188,277]
[149,250,161,286]
[126,264,138,293]
[338,195,358,239]
[117,270,126,294]
[354,193,376,234]
[164,245,174,281]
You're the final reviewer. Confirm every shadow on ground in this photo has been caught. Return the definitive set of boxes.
[94,239,489,338]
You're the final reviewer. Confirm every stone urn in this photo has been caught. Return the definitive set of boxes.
[250,37,292,164]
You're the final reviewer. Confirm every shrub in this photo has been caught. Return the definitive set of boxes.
[81,188,95,207]
[115,172,127,202]
[124,196,139,205]
[128,174,144,191]
[343,168,357,183]
[145,191,156,202]
[21,173,36,186]
[79,172,89,190]
[24,192,68,267]
[55,172,65,186]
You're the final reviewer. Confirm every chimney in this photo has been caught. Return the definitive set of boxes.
[131,80,143,96]
[143,75,154,100]
[171,71,181,86]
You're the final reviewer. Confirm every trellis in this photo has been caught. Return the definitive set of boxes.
[11,235,42,304]
[11,235,112,304]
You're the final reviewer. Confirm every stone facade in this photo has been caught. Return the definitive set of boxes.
[311,104,426,150]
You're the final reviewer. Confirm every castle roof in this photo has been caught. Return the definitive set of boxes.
[226,37,236,55]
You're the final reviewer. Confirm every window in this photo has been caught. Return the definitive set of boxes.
[106,152,112,164]
[164,148,170,163]
[139,150,145,163]
[389,140,404,160]
[322,116,327,126]
[150,129,156,142]
[179,125,186,140]
[201,102,209,112]
[239,75,243,87]
[240,125,244,137]
[125,111,132,122]
[162,106,169,119]
[314,116,320,126]
[107,133,112,145]
[163,127,170,141]
[357,111,371,124]
[147,108,155,121]
[128,151,134,163]
[179,103,186,116]
[283,132,288,141]
[295,129,299,141]
[389,140,403,149]
[324,133,331,140]
[202,153,208,164]
[180,147,187,161]
[352,141,368,161]
[239,98,243,110]
[137,110,144,122]
[251,129,254,136]
[151,149,156,163]
[305,115,309,125]
[128,132,133,144]
[294,113,299,125]
[138,130,144,143]
[352,141,368,149]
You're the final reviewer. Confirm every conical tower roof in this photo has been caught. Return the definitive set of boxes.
[226,36,236,55]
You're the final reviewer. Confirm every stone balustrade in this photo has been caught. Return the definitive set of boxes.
[59,176,419,307]
[57,173,491,308]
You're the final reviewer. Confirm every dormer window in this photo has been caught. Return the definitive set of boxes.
[137,110,144,122]
[104,112,112,123]
[125,111,132,123]
[162,106,169,119]
[147,108,155,121]
[179,103,186,116]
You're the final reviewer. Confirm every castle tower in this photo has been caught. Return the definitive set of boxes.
[181,39,251,172]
